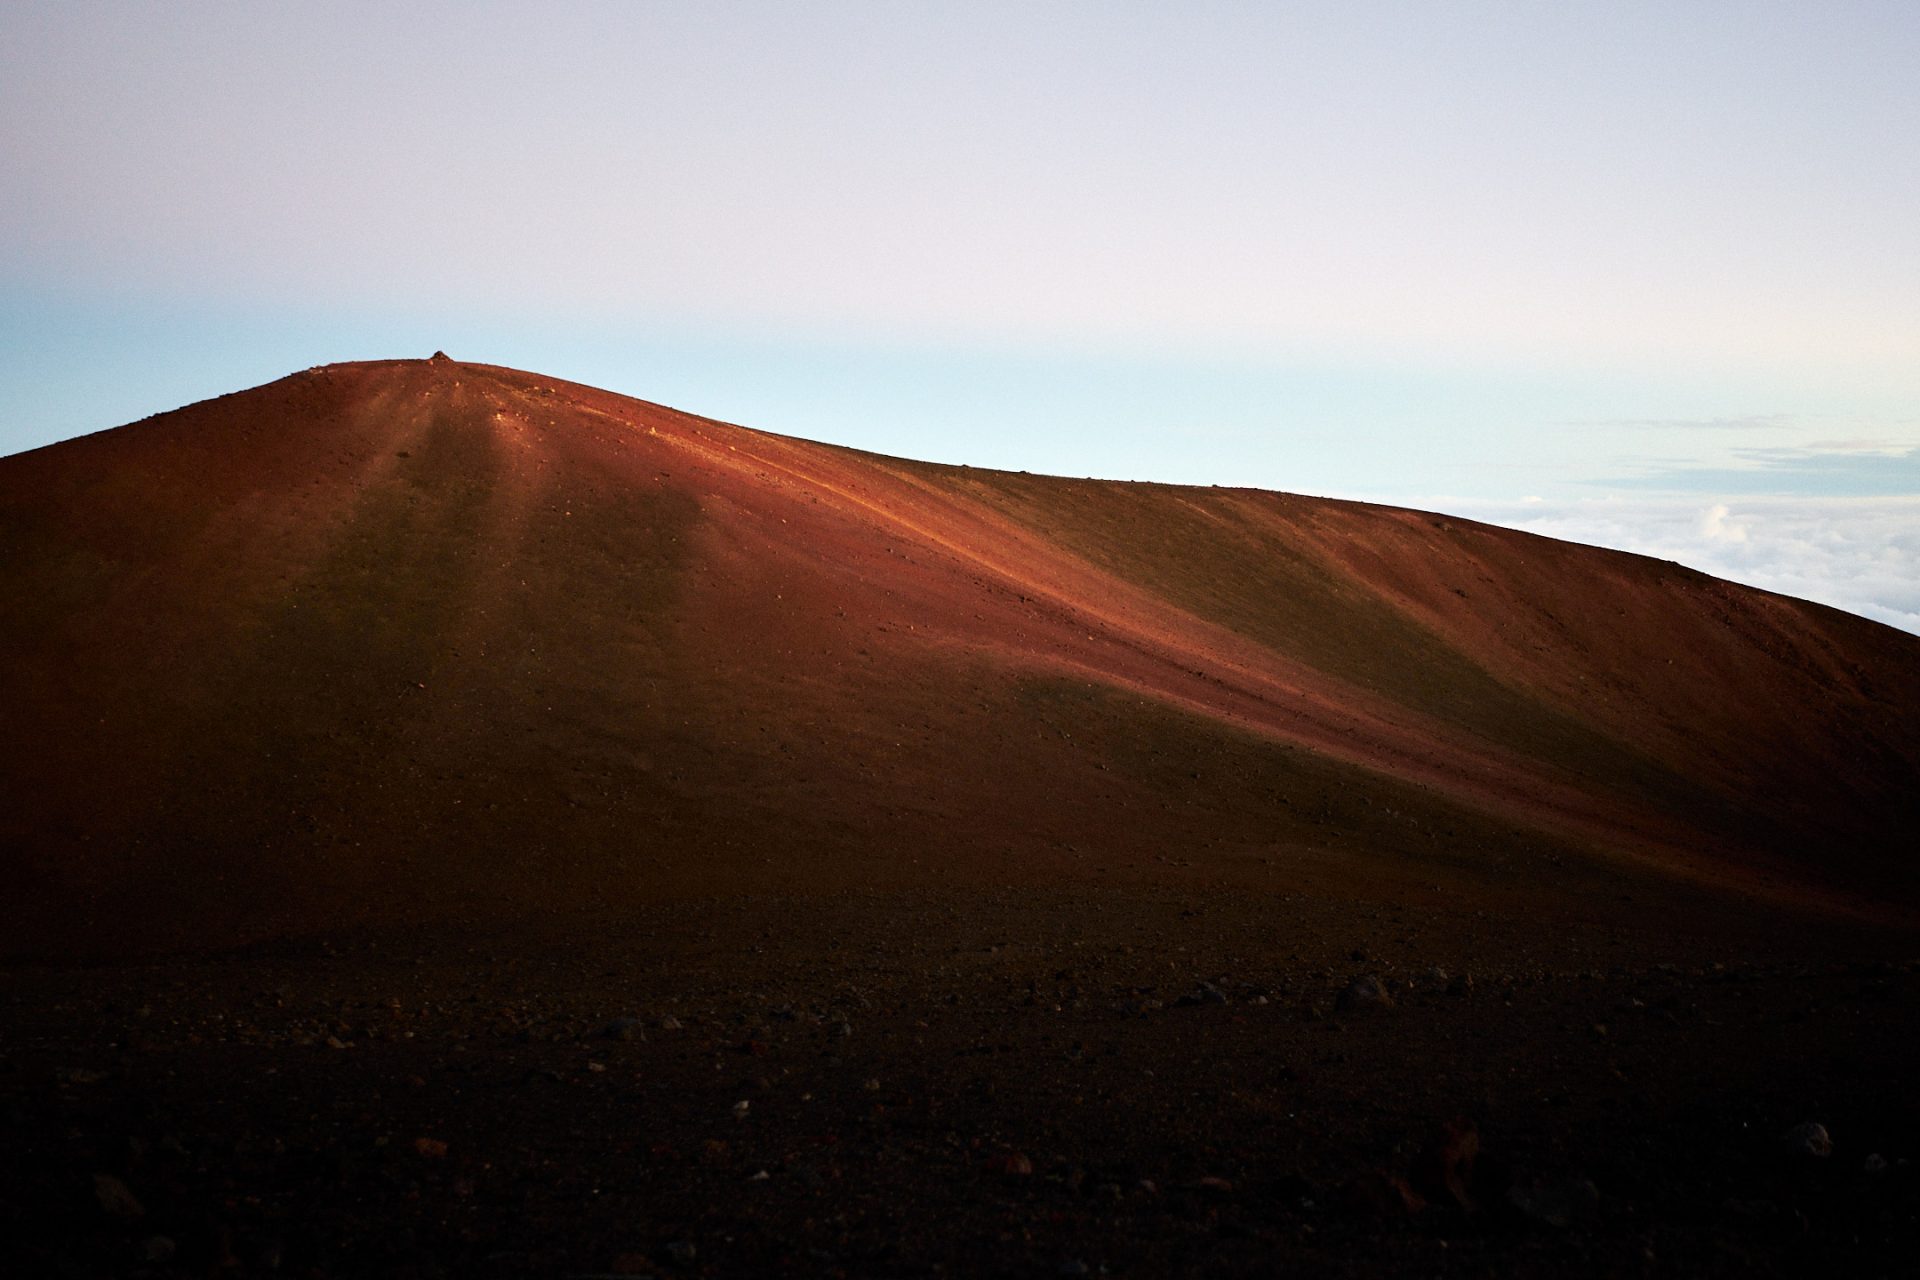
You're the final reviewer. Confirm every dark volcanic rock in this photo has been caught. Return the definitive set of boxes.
[1410,1118,1480,1212]
[1782,1121,1833,1158]
[1335,975,1394,1013]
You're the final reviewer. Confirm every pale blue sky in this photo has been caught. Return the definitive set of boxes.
[3,2,1916,626]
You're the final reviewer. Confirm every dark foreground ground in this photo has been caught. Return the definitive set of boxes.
[5,887,1918,1278]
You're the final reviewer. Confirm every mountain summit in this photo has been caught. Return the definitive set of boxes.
[3,357,1915,957]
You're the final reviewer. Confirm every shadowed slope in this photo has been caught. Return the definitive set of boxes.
[2,358,1916,958]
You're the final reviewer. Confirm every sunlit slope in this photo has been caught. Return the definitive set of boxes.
[929,466,1919,873]
[2,357,1914,957]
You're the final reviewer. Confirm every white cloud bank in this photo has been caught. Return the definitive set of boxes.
[1440,495,1920,636]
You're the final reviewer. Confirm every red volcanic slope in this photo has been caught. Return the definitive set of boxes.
[2,357,1916,957]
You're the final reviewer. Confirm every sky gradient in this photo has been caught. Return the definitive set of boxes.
[3,2,1916,629]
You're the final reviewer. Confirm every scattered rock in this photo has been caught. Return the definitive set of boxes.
[1781,1122,1832,1158]
[92,1172,144,1221]
[1340,1169,1425,1216]
[1335,975,1394,1014]
[658,1017,682,1032]
[413,1137,449,1159]
[603,1017,645,1041]
[665,1240,697,1267]
[732,1100,751,1120]
[987,1152,1034,1179]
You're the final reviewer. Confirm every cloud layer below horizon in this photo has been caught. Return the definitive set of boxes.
[1444,495,1920,635]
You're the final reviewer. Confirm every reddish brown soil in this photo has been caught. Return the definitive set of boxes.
[2,357,1915,957]
[3,357,1918,1276]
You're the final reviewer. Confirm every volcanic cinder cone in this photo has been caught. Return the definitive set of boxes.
[3,357,1916,957]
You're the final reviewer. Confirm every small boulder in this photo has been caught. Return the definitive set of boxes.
[92,1173,144,1221]
[987,1151,1034,1179]
[1335,975,1394,1014]
[1781,1122,1832,1158]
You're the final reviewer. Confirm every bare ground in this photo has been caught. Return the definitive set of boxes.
[6,888,1917,1278]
